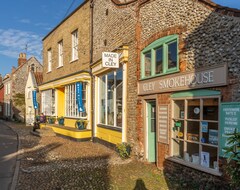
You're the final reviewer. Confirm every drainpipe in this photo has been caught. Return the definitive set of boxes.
[90,0,94,142]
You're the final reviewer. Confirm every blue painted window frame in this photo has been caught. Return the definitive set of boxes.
[141,35,179,79]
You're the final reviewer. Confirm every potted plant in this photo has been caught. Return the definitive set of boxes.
[57,116,64,125]
[116,142,132,159]
[75,119,88,130]
[47,116,56,124]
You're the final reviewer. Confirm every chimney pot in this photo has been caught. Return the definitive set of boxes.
[18,53,27,67]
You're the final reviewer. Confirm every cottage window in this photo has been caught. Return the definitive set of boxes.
[171,95,220,172]
[47,49,52,72]
[141,35,179,79]
[99,68,123,128]
[65,82,87,118]
[58,40,63,67]
[71,30,78,61]
[41,89,55,116]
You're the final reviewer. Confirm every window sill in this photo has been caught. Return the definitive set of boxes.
[57,65,63,69]
[97,124,122,132]
[46,71,52,74]
[70,58,78,64]
[166,156,222,176]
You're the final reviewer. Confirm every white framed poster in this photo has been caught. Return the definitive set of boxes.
[201,151,210,168]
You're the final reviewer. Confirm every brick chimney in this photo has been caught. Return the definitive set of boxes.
[12,66,16,73]
[18,53,27,67]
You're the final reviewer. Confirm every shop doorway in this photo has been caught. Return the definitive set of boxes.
[147,101,156,162]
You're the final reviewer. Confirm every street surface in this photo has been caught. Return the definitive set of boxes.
[0,121,18,190]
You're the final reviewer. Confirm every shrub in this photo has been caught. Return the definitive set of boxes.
[116,142,131,159]
[223,129,240,189]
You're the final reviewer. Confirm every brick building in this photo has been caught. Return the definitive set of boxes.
[11,53,42,122]
[91,0,240,185]
[91,0,137,147]
[134,0,240,184]
[39,0,92,140]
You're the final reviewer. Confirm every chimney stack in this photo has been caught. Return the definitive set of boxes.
[18,53,27,67]
[12,66,16,73]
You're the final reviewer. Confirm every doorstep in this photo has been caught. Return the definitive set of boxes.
[41,123,92,141]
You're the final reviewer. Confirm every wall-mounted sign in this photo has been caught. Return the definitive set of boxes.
[158,105,169,144]
[138,64,227,95]
[220,102,240,157]
[102,52,119,68]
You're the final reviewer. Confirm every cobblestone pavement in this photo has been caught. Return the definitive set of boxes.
[3,121,173,190]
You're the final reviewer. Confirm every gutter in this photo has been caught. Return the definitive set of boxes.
[90,0,94,142]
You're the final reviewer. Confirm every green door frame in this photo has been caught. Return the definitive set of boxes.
[147,100,156,162]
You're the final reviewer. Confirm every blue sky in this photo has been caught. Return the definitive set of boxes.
[0,0,83,77]
[0,0,239,77]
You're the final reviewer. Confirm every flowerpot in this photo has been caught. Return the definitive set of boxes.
[58,119,64,125]
[76,122,85,130]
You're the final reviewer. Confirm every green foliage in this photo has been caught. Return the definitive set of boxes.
[75,119,88,130]
[13,93,25,107]
[116,142,131,159]
[223,129,240,188]
[47,116,56,124]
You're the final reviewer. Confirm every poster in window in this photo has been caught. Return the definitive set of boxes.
[201,151,210,168]
[201,121,208,133]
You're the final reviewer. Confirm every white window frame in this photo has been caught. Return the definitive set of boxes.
[47,49,52,72]
[98,68,123,128]
[65,82,88,118]
[58,40,63,67]
[41,89,55,116]
[71,30,78,61]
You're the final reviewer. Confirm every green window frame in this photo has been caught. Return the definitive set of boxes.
[141,35,179,79]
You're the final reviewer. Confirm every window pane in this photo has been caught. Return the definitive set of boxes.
[187,121,199,142]
[186,143,199,164]
[203,98,218,121]
[201,146,218,170]
[187,99,200,120]
[116,68,123,127]
[107,72,114,125]
[167,41,177,69]
[201,122,218,145]
[100,76,106,124]
[155,47,163,74]
[144,52,151,77]
[173,120,184,140]
[172,139,184,159]
[173,100,184,119]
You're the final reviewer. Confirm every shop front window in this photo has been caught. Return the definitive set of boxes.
[65,82,87,118]
[99,68,123,128]
[41,89,55,116]
[172,97,219,171]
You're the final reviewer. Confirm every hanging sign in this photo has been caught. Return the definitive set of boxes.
[32,90,38,109]
[76,82,85,112]
[102,52,119,68]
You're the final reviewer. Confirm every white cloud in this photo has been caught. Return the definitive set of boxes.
[0,28,42,62]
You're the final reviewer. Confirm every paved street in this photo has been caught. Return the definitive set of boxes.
[0,120,229,190]
[0,121,18,190]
